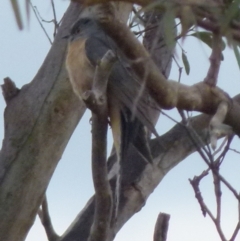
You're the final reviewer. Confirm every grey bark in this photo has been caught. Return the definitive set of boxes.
[0,3,84,241]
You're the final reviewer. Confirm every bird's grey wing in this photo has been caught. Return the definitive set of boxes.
[85,34,159,162]
[85,35,158,136]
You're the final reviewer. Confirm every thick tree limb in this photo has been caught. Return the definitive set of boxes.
[97,18,240,135]
[0,3,84,241]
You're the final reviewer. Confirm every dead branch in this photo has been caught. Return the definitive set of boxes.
[189,170,209,217]
[1,77,19,103]
[50,0,59,37]
[29,1,53,45]
[210,101,232,150]
[38,195,59,241]
[153,213,170,241]
[230,222,240,241]
[189,135,240,241]
[204,33,222,86]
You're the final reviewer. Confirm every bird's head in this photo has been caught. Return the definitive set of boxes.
[64,18,101,41]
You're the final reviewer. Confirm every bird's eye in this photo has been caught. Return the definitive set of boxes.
[71,25,80,35]
[74,28,80,34]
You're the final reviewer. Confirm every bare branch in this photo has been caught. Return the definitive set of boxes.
[211,164,222,223]
[87,50,116,241]
[204,33,222,86]
[189,171,209,217]
[1,77,19,103]
[50,0,58,37]
[230,221,240,241]
[210,101,232,150]
[189,171,227,241]
[229,148,240,155]
[153,213,170,241]
[38,195,59,241]
[29,1,53,45]
[219,175,240,201]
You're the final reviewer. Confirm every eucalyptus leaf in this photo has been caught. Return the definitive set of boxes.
[190,32,226,51]
[233,44,240,69]
[182,51,190,75]
[163,10,176,49]
[221,0,240,32]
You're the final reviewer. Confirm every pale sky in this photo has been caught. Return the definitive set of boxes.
[1,1,240,241]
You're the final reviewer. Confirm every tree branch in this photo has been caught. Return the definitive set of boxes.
[38,195,59,241]
[97,18,240,135]
[0,3,84,241]
[87,51,116,241]
[153,213,170,241]
[1,77,20,103]
[204,33,222,86]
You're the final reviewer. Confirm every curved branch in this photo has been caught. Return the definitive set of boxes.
[97,18,240,135]
[38,195,60,241]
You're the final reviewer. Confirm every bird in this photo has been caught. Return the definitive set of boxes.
[65,17,158,218]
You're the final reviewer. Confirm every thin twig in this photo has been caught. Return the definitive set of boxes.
[230,222,240,241]
[229,148,240,155]
[219,175,240,202]
[50,0,58,37]
[38,195,59,241]
[29,1,52,45]
[189,171,227,241]
[213,136,228,156]
[211,164,221,223]
[189,170,209,217]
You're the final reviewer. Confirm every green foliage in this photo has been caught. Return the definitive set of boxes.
[182,50,190,75]
[190,32,226,51]
[233,44,240,69]
[221,0,240,33]
[163,8,176,49]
